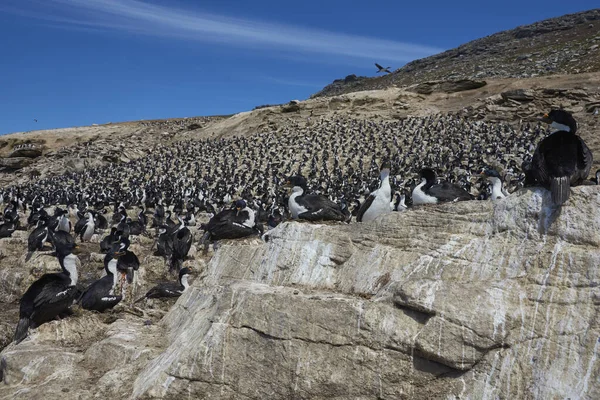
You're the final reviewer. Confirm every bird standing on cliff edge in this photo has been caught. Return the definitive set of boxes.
[527,110,592,205]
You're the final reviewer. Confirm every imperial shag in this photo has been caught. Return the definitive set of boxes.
[412,168,474,205]
[285,176,346,222]
[480,169,508,200]
[134,267,193,303]
[200,200,259,250]
[14,250,79,343]
[78,250,123,312]
[528,110,592,205]
[356,161,392,222]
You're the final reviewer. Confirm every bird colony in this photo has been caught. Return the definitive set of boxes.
[0,109,595,345]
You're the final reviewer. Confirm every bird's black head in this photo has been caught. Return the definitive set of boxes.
[234,199,247,210]
[179,267,193,278]
[541,109,577,133]
[285,175,308,189]
[419,168,437,183]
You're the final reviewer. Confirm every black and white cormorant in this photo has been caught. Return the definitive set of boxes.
[109,238,139,285]
[285,176,346,222]
[391,191,408,212]
[56,210,71,233]
[77,212,95,242]
[14,249,79,343]
[100,227,120,253]
[78,250,123,312]
[0,218,16,238]
[134,267,193,303]
[201,200,259,246]
[480,169,508,200]
[25,219,50,261]
[171,217,192,273]
[356,161,392,222]
[412,168,474,205]
[591,169,600,185]
[528,110,593,205]
[155,225,173,265]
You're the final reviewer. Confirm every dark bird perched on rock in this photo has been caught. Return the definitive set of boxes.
[200,200,259,253]
[412,168,474,205]
[134,267,193,303]
[78,249,123,312]
[14,246,79,343]
[285,176,346,222]
[527,110,592,205]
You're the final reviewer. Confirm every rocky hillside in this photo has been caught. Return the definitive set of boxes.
[313,9,600,98]
[1,187,599,399]
[0,116,225,187]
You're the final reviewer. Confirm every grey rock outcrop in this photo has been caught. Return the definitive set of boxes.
[409,79,487,94]
[1,186,599,399]
[8,148,42,158]
[0,157,33,170]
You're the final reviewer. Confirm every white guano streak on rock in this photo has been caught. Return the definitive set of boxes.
[526,239,563,358]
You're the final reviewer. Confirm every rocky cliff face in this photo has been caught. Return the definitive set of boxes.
[2,186,598,399]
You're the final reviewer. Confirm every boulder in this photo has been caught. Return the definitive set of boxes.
[0,157,33,170]
[8,148,42,158]
[409,80,487,94]
[501,89,535,102]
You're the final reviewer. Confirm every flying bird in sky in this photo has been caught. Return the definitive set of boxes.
[375,63,392,74]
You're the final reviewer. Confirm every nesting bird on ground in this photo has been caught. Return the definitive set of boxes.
[14,245,79,343]
[200,200,259,252]
[134,267,193,303]
[527,110,592,205]
[78,248,123,312]
[480,169,508,200]
[412,168,474,205]
[285,176,346,222]
[356,161,392,222]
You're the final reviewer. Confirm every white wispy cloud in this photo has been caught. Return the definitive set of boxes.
[4,0,443,64]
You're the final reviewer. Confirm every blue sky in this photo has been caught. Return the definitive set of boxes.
[0,1,594,134]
